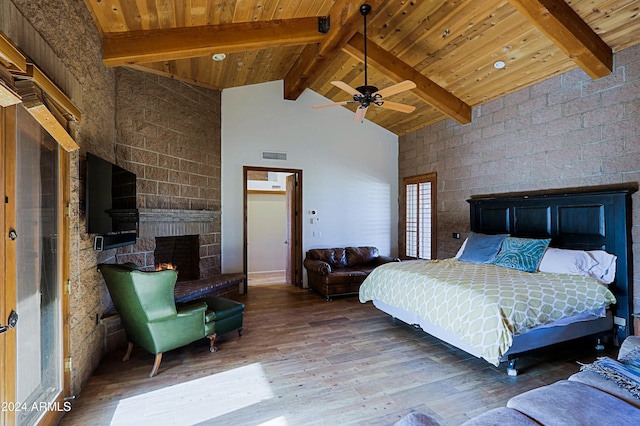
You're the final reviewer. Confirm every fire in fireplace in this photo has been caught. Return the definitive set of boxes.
[154,235,200,281]
[155,262,177,272]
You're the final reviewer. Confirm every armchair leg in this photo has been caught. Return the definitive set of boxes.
[238,327,243,337]
[123,342,134,362]
[207,333,218,353]
[150,353,163,378]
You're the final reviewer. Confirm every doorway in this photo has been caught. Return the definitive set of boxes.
[1,105,71,425]
[243,166,302,293]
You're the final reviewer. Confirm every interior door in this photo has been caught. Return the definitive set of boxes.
[285,174,295,285]
[1,105,67,425]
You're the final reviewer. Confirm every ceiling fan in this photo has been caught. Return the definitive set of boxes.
[313,4,416,122]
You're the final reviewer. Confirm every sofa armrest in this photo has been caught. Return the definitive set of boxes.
[619,336,640,359]
[374,255,401,266]
[304,258,332,275]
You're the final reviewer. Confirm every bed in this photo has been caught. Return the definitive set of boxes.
[360,186,635,375]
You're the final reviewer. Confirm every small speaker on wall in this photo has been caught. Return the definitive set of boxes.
[94,235,104,251]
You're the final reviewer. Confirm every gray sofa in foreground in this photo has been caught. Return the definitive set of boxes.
[396,336,640,426]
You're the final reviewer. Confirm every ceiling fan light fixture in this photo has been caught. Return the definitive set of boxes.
[212,53,227,61]
[311,4,416,120]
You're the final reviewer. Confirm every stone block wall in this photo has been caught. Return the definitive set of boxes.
[115,68,221,212]
[112,68,222,279]
[398,44,640,311]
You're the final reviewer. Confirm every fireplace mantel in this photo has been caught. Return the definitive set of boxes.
[138,208,220,238]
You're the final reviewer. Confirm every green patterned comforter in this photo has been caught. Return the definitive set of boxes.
[359,258,616,366]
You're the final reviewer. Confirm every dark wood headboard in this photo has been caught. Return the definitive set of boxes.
[468,186,635,338]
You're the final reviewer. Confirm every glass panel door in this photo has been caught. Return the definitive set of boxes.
[15,106,62,425]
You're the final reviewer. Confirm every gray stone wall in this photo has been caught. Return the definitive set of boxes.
[399,44,640,311]
[112,68,222,279]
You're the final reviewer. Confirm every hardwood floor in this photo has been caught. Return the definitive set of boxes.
[60,280,615,425]
[248,271,286,286]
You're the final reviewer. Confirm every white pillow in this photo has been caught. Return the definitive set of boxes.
[538,248,599,276]
[455,238,468,259]
[588,250,617,284]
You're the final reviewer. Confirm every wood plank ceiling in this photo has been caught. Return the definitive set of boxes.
[82,0,640,136]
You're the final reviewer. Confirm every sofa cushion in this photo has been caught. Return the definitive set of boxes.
[460,407,540,425]
[569,371,640,408]
[506,380,640,426]
[393,411,442,426]
[321,269,368,285]
[346,246,379,266]
[353,265,378,275]
[307,248,347,268]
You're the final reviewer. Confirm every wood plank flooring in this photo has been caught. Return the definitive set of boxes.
[248,271,287,286]
[59,276,615,425]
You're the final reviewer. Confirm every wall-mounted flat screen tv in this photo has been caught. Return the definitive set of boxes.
[86,153,138,247]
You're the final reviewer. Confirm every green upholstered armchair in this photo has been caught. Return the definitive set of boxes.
[99,263,217,377]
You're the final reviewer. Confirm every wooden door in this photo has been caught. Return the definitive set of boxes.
[1,105,18,426]
[285,174,300,286]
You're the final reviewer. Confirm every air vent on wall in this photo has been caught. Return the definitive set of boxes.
[262,151,287,161]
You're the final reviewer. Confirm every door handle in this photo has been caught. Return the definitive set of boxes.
[0,310,18,334]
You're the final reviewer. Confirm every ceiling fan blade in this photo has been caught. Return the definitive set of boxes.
[374,80,416,98]
[312,101,351,109]
[353,105,368,122]
[331,81,361,97]
[377,100,416,113]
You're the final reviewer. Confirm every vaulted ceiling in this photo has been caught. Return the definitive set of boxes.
[82,0,640,135]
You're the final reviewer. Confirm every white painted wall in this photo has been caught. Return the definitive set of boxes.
[221,80,398,285]
[247,192,287,273]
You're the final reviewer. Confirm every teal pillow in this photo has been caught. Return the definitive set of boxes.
[493,237,551,272]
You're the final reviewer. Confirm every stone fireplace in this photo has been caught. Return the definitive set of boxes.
[136,208,221,279]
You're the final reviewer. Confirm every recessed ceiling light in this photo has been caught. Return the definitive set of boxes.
[494,60,506,69]
[212,53,227,61]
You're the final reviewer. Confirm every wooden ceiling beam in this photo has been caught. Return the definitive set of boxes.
[343,33,472,125]
[0,32,27,72]
[283,0,386,101]
[507,0,612,79]
[103,17,326,67]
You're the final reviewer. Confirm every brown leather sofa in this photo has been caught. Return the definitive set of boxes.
[304,246,400,300]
